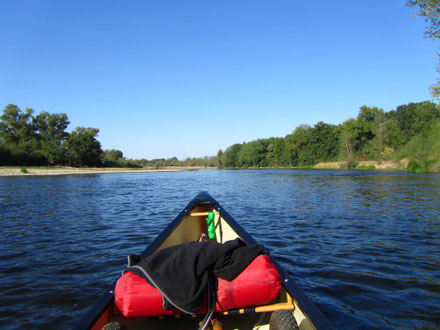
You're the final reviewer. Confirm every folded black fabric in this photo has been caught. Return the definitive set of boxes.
[124,238,263,314]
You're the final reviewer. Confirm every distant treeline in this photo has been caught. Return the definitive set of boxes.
[217,101,440,172]
[2,102,440,172]
[138,156,217,168]
[0,104,217,168]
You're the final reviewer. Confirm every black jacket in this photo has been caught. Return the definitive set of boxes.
[124,238,263,314]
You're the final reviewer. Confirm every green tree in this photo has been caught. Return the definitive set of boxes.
[356,106,384,157]
[65,127,103,166]
[103,149,123,161]
[289,124,314,166]
[34,112,70,164]
[223,144,242,167]
[237,139,268,167]
[371,110,387,154]
[308,122,339,163]
[400,120,440,162]
[407,0,440,39]
[102,149,124,166]
[0,104,36,150]
[389,101,440,142]
[407,0,440,98]
[339,118,359,160]
[282,133,300,167]
[217,149,224,168]
[266,137,288,167]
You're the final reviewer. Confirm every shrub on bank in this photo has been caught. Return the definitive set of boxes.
[0,146,48,166]
[407,160,423,173]
[407,160,440,173]
[423,160,440,173]
[356,165,376,170]
[345,160,359,169]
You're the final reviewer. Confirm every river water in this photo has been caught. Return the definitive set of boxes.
[0,169,439,329]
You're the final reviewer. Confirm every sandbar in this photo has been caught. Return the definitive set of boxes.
[0,166,200,177]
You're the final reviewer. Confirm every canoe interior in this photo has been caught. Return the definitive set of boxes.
[88,204,317,330]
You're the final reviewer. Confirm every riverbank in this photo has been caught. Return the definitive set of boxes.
[313,159,410,170]
[0,166,205,177]
[2,160,435,176]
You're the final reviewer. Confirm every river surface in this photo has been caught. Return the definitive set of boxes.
[0,169,439,329]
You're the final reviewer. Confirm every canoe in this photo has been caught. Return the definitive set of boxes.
[75,192,332,330]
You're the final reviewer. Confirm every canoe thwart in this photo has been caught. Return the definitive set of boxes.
[190,210,220,217]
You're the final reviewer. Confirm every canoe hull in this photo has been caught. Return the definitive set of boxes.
[75,192,331,330]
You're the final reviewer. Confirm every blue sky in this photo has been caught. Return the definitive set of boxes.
[0,1,438,159]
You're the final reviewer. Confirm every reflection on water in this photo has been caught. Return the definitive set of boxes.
[0,170,439,329]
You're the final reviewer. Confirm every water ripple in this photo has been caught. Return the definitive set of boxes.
[0,170,439,328]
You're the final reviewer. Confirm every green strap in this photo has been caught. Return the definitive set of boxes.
[206,211,216,239]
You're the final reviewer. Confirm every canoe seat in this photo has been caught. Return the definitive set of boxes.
[115,254,281,318]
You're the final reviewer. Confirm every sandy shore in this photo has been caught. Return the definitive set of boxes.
[0,160,414,176]
[314,159,410,170]
[0,166,202,177]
